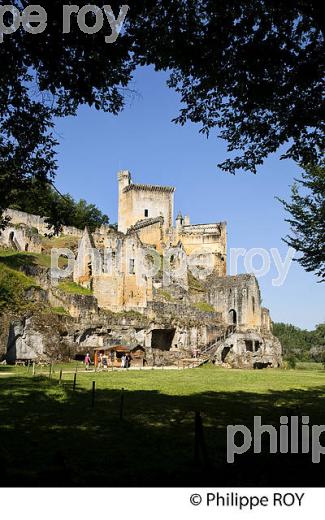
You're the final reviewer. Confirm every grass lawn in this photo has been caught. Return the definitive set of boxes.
[0,261,40,311]
[1,364,325,486]
[40,235,79,254]
[57,281,92,296]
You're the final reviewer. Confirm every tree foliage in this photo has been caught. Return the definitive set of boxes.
[0,0,134,230]
[10,183,109,233]
[278,164,325,280]
[0,1,324,232]
[273,322,325,361]
[145,0,324,173]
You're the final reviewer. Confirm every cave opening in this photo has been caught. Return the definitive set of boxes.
[151,329,176,351]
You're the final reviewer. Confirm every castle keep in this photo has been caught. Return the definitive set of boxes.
[1,171,282,368]
[73,171,227,313]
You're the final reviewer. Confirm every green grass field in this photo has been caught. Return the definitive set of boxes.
[1,364,325,486]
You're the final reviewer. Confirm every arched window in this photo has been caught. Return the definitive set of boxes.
[228,309,237,325]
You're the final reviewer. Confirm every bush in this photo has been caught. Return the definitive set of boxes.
[286,355,297,369]
[194,301,215,313]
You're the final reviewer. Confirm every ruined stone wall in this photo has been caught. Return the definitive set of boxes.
[92,275,121,311]
[206,274,262,331]
[214,330,282,368]
[0,225,42,253]
[261,307,272,333]
[171,222,227,276]
[130,218,164,252]
[73,227,95,287]
[4,209,84,237]
[75,228,153,312]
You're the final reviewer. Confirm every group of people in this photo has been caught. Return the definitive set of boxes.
[121,354,130,368]
[97,352,109,369]
[93,352,131,369]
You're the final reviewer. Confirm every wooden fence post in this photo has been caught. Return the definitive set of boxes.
[119,388,125,420]
[194,411,209,467]
[194,411,200,464]
[59,369,63,384]
[91,381,96,408]
[32,362,35,376]
[73,372,77,391]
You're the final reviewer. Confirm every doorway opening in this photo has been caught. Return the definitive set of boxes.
[151,329,176,351]
[228,309,237,325]
[221,346,232,362]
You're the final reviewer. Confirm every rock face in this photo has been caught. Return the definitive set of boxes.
[2,298,282,369]
[6,314,73,362]
[0,255,282,368]
[214,331,282,369]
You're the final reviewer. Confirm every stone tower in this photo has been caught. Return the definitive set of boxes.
[118,170,131,233]
[117,170,175,234]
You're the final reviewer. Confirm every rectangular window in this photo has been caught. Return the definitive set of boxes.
[245,340,253,352]
[129,259,135,274]
[144,209,149,217]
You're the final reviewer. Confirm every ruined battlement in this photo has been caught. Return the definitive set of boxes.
[123,183,175,194]
[182,222,226,233]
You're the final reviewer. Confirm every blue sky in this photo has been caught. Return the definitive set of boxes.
[54,66,324,330]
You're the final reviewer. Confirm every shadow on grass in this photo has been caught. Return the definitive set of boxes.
[0,376,325,487]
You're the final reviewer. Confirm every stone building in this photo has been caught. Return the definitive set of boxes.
[71,171,281,368]
[1,171,282,368]
[74,171,228,310]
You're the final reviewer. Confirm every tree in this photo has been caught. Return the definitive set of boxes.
[70,199,109,231]
[278,164,325,280]
[130,0,324,173]
[0,1,324,230]
[273,322,325,362]
[11,183,109,233]
[273,322,312,360]
[310,323,325,350]
[312,327,325,367]
[0,0,134,230]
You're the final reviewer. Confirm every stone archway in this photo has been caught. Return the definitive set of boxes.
[228,309,237,325]
[9,231,18,250]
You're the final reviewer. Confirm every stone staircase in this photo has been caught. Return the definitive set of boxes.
[183,326,236,368]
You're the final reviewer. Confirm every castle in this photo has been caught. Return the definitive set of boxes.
[73,170,227,312]
[1,171,282,368]
[71,171,281,367]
